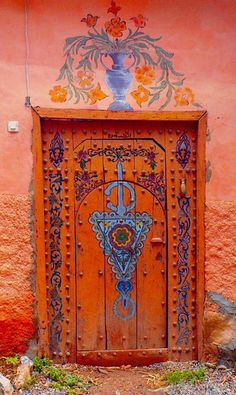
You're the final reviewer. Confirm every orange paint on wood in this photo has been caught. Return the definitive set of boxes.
[33,109,206,364]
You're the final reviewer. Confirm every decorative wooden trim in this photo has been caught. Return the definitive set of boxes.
[33,107,206,122]
[32,108,49,356]
[196,112,207,360]
[77,348,168,366]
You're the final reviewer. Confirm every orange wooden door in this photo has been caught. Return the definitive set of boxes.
[38,113,204,365]
[74,121,167,364]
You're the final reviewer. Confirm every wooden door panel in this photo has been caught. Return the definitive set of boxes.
[76,186,106,350]
[38,114,203,364]
[132,134,166,349]
[136,191,166,349]
[74,125,167,353]
[74,127,106,351]
[104,182,137,350]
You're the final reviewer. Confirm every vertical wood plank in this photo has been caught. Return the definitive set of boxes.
[165,121,199,361]
[32,109,49,357]
[103,123,137,350]
[196,113,207,360]
[75,122,106,351]
[132,127,167,349]
[62,121,77,361]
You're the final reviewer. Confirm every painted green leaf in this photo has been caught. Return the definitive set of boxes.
[141,34,162,42]
[148,93,160,106]
[56,64,67,81]
[165,59,184,77]
[66,85,73,101]
[94,51,100,68]
[156,46,174,58]
[172,79,185,87]
[64,36,87,51]
[192,102,203,108]
[67,55,74,68]
[159,86,172,110]
[141,52,156,65]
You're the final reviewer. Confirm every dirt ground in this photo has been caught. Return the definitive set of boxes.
[82,366,156,395]
[1,359,236,395]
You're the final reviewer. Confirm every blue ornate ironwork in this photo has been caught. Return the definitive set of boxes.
[175,133,191,169]
[176,196,191,345]
[49,132,64,168]
[89,162,152,321]
[77,146,157,170]
[49,170,64,351]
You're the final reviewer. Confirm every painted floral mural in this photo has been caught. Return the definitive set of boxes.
[50,1,201,110]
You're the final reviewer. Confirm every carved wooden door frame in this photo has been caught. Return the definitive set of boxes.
[32,107,206,364]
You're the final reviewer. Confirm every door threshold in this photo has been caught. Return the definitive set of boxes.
[77,348,168,366]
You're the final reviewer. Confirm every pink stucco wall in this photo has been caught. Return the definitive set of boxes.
[0,0,235,356]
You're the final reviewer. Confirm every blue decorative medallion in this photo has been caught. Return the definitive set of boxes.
[175,133,191,169]
[89,162,152,321]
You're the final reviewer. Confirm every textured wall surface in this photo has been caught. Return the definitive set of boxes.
[0,194,34,355]
[204,201,236,362]
[205,201,236,303]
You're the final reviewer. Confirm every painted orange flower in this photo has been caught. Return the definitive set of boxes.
[49,85,67,103]
[135,65,155,85]
[174,87,195,106]
[131,85,150,107]
[77,70,93,88]
[81,14,99,28]
[130,14,147,28]
[108,1,121,16]
[105,16,127,38]
[89,83,108,104]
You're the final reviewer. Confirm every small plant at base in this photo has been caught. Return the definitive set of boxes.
[164,367,206,385]
[33,356,52,372]
[42,365,91,394]
[43,365,65,382]
[4,355,20,366]
[23,376,37,389]
[147,367,206,389]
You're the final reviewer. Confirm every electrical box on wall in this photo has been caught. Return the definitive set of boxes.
[8,121,19,133]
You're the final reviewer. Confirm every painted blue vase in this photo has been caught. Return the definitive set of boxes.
[104,52,134,111]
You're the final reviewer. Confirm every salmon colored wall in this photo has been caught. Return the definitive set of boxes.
[0,0,235,357]
[0,194,34,355]
[0,0,236,199]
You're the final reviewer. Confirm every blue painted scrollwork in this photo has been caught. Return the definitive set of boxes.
[176,196,191,345]
[48,134,64,352]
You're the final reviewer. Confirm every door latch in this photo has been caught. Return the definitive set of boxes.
[180,178,186,196]
[151,237,165,244]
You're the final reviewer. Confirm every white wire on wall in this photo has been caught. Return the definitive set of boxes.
[24,0,31,107]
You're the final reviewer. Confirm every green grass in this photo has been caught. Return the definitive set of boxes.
[4,355,20,366]
[23,376,37,389]
[164,367,206,385]
[33,358,92,394]
[33,356,52,372]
